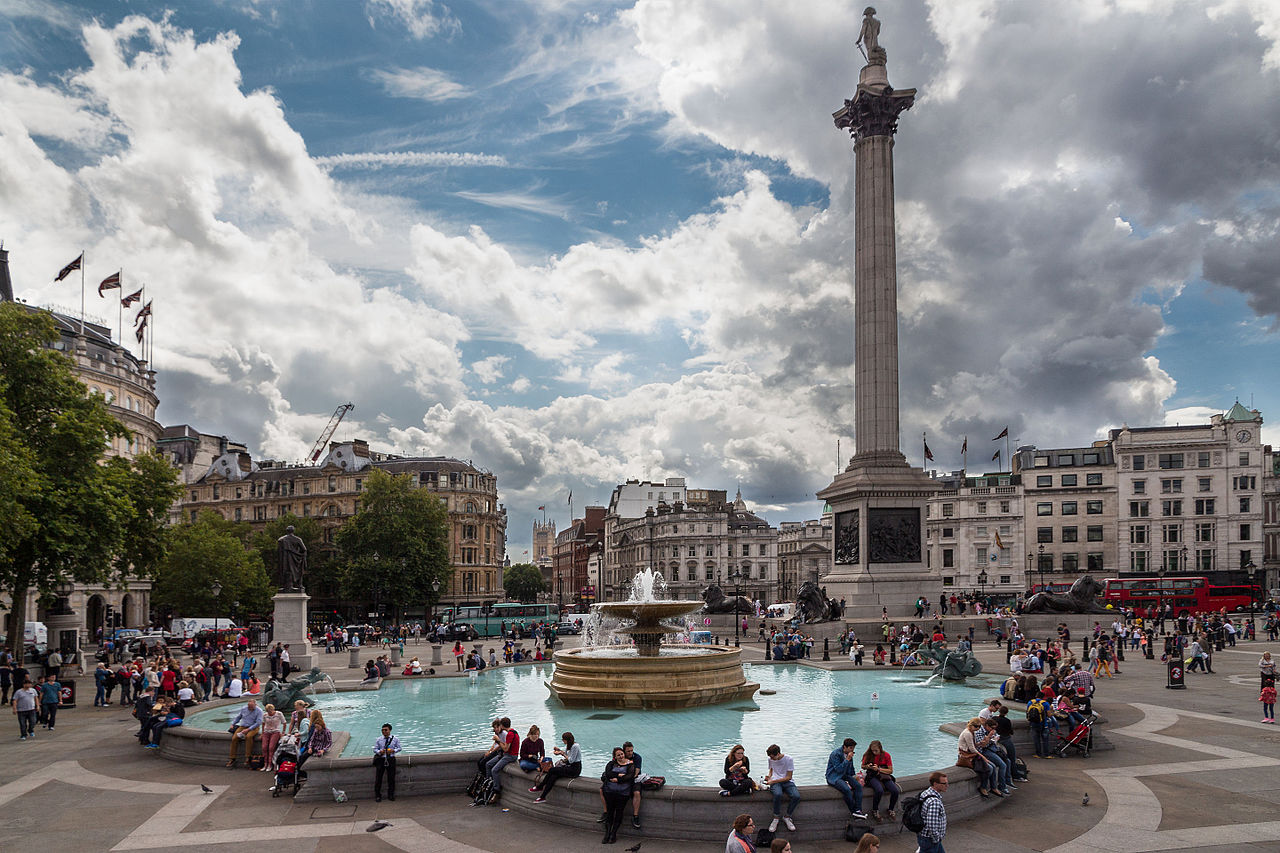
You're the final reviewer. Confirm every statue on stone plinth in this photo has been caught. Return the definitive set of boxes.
[276,525,307,593]
[1024,575,1112,614]
[796,581,837,623]
[700,584,754,615]
[856,7,882,58]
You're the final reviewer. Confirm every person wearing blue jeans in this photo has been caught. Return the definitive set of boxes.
[978,720,1012,795]
[764,744,801,832]
[825,737,868,819]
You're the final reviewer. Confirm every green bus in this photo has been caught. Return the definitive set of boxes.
[439,603,560,637]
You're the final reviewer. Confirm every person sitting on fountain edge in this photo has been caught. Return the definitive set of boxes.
[825,737,868,820]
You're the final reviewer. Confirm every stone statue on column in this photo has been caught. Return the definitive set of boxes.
[856,7,882,58]
[276,526,307,593]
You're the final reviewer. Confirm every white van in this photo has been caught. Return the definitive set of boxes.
[170,617,238,638]
[24,622,48,646]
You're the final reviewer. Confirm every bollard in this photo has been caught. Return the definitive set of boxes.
[391,647,401,665]
[890,644,897,665]
[430,644,443,666]
[765,640,772,660]
[823,637,830,661]
[348,647,361,669]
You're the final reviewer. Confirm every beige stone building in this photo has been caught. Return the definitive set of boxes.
[176,439,507,614]
[1012,444,1117,588]
[603,487,778,604]
[777,517,832,601]
[1,247,161,638]
[925,471,1028,595]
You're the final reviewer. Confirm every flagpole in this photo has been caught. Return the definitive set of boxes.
[117,270,123,346]
[79,250,86,335]
[962,436,967,476]
[1005,433,1010,472]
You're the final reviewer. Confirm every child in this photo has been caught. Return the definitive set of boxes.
[1261,684,1276,724]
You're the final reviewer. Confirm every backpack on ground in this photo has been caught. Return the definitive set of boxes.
[845,817,873,843]
[1014,756,1029,780]
[465,769,487,799]
[754,827,775,848]
[901,794,926,833]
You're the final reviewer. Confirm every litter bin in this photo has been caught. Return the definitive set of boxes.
[1166,656,1186,690]
[58,680,77,708]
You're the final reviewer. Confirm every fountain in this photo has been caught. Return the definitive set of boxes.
[546,568,759,709]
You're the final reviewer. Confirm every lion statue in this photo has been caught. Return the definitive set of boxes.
[701,584,754,614]
[1024,575,1112,614]
[796,581,836,623]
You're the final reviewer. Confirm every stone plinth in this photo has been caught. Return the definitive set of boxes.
[546,646,759,709]
[270,592,313,672]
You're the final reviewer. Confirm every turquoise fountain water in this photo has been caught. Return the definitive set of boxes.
[187,663,998,785]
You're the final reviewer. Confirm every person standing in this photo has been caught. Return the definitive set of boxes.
[12,679,38,740]
[373,723,401,802]
[260,703,286,771]
[38,673,61,730]
[280,645,292,679]
[725,813,757,853]
[764,743,801,833]
[599,746,636,845]
[45,648,62,680]
[0,650,12,705]
[916,771,948,853]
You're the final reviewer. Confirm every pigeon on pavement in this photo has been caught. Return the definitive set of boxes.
[367,820,393,833]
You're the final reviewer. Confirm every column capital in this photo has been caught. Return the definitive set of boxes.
[833,85,916,140]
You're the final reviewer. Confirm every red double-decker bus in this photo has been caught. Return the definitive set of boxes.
[1102,576,1260,617]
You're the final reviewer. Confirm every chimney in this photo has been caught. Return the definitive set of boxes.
[0,245,13,303]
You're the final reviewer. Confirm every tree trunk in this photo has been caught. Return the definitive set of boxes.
[7,572,30,661]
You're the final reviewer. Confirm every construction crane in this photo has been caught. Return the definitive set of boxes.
[309,403,354,462]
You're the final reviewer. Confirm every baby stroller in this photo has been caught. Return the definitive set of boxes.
[1054,713,1098,758]
[272,735,302,797]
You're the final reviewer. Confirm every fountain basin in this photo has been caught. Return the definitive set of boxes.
[547,645,759,709]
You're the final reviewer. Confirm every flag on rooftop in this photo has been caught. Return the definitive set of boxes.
[134,300,152,326]
[54,253,82,282]
[121,287,143,307]
[924,439,934,461]
[992,426,1009,440]
[135,315,148,342]
[98,271,121,296]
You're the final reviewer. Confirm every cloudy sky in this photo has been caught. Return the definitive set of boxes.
[3,0,1279,558]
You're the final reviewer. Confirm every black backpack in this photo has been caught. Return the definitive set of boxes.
[901,794,926,833]
[754,827,775,848]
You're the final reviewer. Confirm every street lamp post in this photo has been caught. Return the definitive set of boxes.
[1038,543,1046,595]
[1245,560,1258,622]
[978,568,988,602]
[730,567,743,648]
[211,580,222,650]
[430,578,441,627]
[1157,561,1167,634]
[1027,551,1034,597]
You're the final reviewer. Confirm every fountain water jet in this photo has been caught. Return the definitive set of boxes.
[546,568,759,709]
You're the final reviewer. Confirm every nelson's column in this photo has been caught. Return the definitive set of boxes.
[817,8,939,616]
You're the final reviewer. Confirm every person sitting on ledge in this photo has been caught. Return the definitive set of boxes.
[225,697,263,768]
[529,731,581,803]
[719,743,756,797]
[361,659,379,683]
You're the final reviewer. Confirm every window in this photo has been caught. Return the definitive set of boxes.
[234,508,242,521]
[942,503,954,517]
[1057,455,1075,466]
[190,510,198,522]
[1234,476,1257,490]
[1198,451,1210,467]
[1133,480,1146,494]
[942,527,954,539]
[1240,549,1253,569]
[1163,550,1181,572]
[1000,575,1012,585]
[1130,501,1149,518]
[1035,455,1051,467]
[1083,452,1100,464]
[688,546,696,557]
[1133,455,1145,470]
[1061,501,1078,515]
[1038,554,1053,571]
[1000,501,1010,513]
[942,549,954,568]
[355,478,363,492]
[1037,475,1052,487]
[1239,452,1250,466]
[1198,477,1211,492]
[1061,474,1078,487]
[1160,478,1182,493]
[1158,453,1184,469]
[707,525,713,533]
[190,491,197,501]
[1087,553,1104,572]
[303,503,311,517]
[1086,473,1102,486]
[1062,553,1079,572]
[1130,551,1149,571]
[1194,498,1215,515]
[1037,503,1053,516]
[1037,527,1054,543]
[1241,524,1252,540]
[212,485,220,500]
[1086,500,1103,514]
[463,524,477,539]
[706,546,714,557]
[1087,525,1104,542]
[1240,497,1251,513]
[1162,524,1181,544]
[942,575,955,587]
[1130,525,1148,544]
[328,475,336,493]
[705,567,714,581]
[1062,526,1079,542]
[1195,549,1215,571]
[1162,500,1182,516]
[1195,522,1215,542]
[977,501,987,514]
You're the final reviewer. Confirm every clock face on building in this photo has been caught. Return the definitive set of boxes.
[1236,429,1252,443]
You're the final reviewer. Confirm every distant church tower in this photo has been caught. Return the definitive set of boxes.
[533,519,557,565]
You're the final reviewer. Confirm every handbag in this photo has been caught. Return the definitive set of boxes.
[956,751,976,768]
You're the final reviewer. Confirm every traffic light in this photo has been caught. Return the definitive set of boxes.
[104,604,114,628]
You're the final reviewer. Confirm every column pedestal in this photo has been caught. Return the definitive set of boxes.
[271,593,314,672]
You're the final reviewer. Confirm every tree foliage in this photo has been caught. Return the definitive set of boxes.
[334,469,451,621]
[0,303,179,655]
[151,511,272,619]
[503,563,544,603]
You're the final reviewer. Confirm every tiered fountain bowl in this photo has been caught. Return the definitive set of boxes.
[547,593,759,710]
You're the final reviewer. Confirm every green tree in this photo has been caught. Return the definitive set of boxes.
[151,511,272,618]
[0,303,178,656]
[503,563,544,603]
[335,469,451,624]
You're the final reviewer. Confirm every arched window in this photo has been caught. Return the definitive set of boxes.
[465,501,476,513]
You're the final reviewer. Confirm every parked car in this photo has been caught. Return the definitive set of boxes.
[434,622,479,642]
[555,620,582,635]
